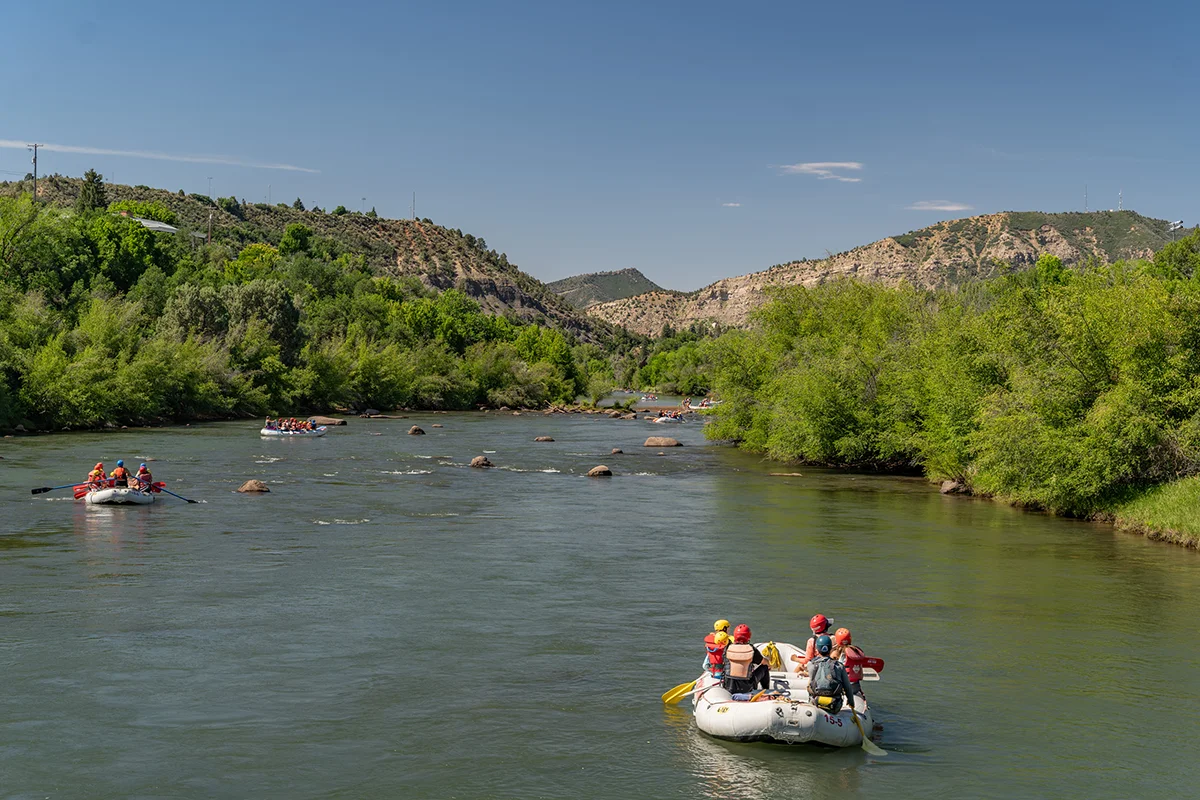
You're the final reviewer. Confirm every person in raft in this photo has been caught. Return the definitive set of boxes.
[703,620,732,676]
[806,634,856,714]
[723,624,770,695]
[792,613,834,672]
[134,463,154,491]
[830,628,867,700]
[86,462,107,489]
[109,460,131,488]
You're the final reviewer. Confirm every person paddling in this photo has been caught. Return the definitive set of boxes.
[703,619,732,676]
[806,634,856,714]
[109,460,131,488]
[134,463,154,492]
[87,462,107,489]
[792,613,834,672]
[724,624,770,695]
[830,628,867,700]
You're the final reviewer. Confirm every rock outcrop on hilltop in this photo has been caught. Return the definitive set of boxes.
[589,211,1181,335]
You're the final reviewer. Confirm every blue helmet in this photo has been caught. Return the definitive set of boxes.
[816,634,833,655]
[139,463,147,469]
[116,460,124,467]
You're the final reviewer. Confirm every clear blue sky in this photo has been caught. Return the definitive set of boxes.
[2,0,1196,290]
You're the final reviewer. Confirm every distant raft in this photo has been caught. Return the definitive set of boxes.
[691,641,876,748]
[85,487,156,506]
[260,426,328,438]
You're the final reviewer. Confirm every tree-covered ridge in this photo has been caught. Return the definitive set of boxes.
[1,174,606,343]
[0,181,634,430]
[700,235,1200,521]
[547,268,666,308]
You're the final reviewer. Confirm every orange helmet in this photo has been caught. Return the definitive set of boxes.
[733,624,751,643]
[94,462,104,470]
[809,614,832,634]
[834,627,852,646]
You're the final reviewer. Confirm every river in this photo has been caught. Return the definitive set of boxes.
[3,414,1199,798]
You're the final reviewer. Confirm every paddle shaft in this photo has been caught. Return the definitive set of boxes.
[31,483,84,495]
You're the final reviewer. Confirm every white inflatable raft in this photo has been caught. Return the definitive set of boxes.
[85,487,156,505]
[691,641,874,748]
[652,416,684,424]
[260,426,327,438]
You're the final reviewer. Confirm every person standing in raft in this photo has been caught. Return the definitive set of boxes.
[806,634,856,713]
[723,624,770,695]
[792,613,834,672]
[830,628,867,699]
[134,463,154,492]
[703,620,732,677]
[87,462,107,489]
[109,460,131,488]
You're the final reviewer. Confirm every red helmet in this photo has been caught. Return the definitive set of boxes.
[732,624,751,643]
[809,614,832,633]
[834,627,852,646]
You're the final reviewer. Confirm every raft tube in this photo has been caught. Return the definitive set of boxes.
[260,426,327,437]
[691,641,874,748]
[85,487,156,505]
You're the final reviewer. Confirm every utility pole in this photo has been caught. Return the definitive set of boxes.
[27,143,39,202]
[412,191,416,220]
[1084,184,1088,213]
[1118,190,1122,211]
[207,209,213,245]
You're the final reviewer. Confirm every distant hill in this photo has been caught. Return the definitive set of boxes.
[5,174,612,343]
[546,268,665,308]
[589,210,1191,336]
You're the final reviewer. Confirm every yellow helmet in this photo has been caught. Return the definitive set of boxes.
[713,631,730,647]
[714,619,730,633]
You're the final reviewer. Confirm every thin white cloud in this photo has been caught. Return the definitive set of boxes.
[907,200,973,212]
[0,139,319,173]
[777,161,863,182]
[721,202,741,207]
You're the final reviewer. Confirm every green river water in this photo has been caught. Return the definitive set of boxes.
[3,414,1198,798]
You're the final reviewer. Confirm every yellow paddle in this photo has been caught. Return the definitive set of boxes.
[849,707,887,756]
[661,680,697,704]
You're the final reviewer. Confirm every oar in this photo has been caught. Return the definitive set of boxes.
[31,482,86,496]
[863,656,885,672]
[850,709,887,756]
[146,482,198,504]
[661,680,697,704]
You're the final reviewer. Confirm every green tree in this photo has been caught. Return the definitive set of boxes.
[292,197,305,211]
[76,169,108,213]
[279,223,312,256]
[332,205,348,216]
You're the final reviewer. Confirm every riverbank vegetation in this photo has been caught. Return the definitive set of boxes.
[0,185,624,430]
[698,237,1200,535]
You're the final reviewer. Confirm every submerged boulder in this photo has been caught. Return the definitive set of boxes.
[408,426,426,435]
[237,480,270,493]
[534,436,554,442]
[644,436,681,448]
[310,416,346,426]
[470,455,494,469]
[432,424,444,428]
[586,465,613,477]
[611,448,623,454]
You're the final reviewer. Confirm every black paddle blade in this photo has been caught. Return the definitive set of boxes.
[30,487,51,495]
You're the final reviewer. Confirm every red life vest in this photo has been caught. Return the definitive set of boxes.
[842,645,865,683]
[703,633,727,672]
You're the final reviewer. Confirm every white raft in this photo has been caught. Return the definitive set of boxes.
[260,426,327,438]
[85,487,156,505]
[652,416,684,424]
[692,641,874,748]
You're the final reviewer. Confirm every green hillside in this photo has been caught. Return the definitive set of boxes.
[547,268,664,308]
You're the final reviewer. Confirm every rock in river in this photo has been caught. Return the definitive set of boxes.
[310,415,346,426]
[237,480,270,493]
[432,424,444,428]
[611,448,623,454]
[644,437,681,448]
[534,436,554,442]
[470,455,493,468]
[408,426,425,435]
[586,465,613,477]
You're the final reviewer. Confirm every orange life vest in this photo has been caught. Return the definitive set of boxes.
[725,643,755,679]
[88,469,106,482]
[703,633,727,673]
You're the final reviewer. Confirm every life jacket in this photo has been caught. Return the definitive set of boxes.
[88,469,105,483]
[703,633,727,676]
[808,655,845,701]
[725,643,755,680]
[842,645,865,683]
[111,467,129,485]
[136,469,152,486]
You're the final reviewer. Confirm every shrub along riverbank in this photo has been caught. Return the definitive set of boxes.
[0,186,625,431]
[695,238,1200,547]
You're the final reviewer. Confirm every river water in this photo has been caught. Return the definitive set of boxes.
[3,414,1199,798]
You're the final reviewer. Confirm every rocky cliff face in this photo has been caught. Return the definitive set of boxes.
[589,211,1175,335]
